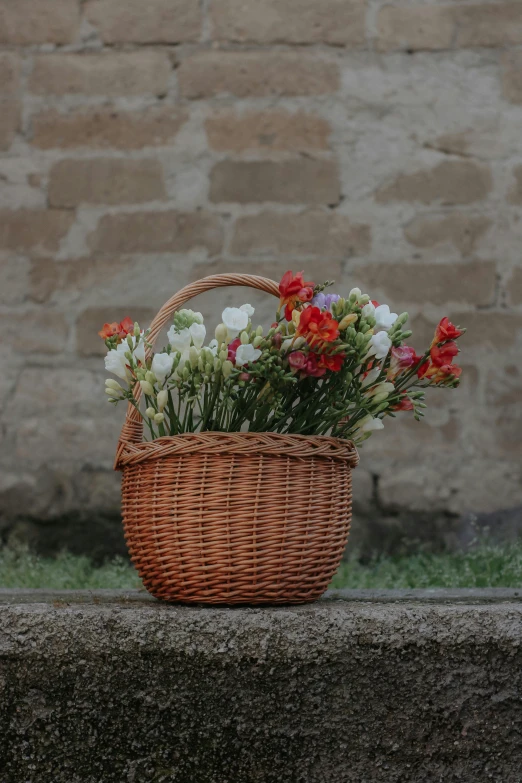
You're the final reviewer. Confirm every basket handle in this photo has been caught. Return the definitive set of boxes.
[115,273,280,467]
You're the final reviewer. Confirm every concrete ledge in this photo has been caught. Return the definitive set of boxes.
[1,590,522,782]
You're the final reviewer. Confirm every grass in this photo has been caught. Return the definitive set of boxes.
[1,541,522,591]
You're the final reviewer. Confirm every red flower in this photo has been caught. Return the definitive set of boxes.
[387,345,418,379]
[392,394,414,411]
[118,316,135,338]
[303,353,327,378]
[98,321,120,340]
[425,363,462,383]
[432,317,464,346]
[430,340,458,367]
[279,270,314,320]
[417,359,431,379]
[288,351,326,378]
[297,306,339,344]
[318,353,344,372]
[227,338,242,362]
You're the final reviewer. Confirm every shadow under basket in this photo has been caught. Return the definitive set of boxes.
[114,273,359,605]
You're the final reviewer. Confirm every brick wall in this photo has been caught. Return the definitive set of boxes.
[1,0,521,552]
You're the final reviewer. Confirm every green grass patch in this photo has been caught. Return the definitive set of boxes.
[1,542,521,591]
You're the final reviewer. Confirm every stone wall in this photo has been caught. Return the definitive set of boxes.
[1,0,522,554]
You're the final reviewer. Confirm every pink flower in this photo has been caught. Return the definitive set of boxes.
[288,351,307,372]
[227,338,241,362]
[387,345,419,380]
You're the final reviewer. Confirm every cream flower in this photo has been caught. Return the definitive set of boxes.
[362,302,376,319]
[235,344,262,367]
[240,304,255,317]
[367,331,392,360]
[189,322,206,350]
[358,415,385,433]
[208,339,219,356]
[151,352,174,383]
[222,307,249,337]
[168,326,191,353]
[104,349,129,380]
[115,334,145,365]
[374,304,398,331]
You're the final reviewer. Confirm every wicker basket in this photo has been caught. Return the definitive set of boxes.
[114,274,359,604]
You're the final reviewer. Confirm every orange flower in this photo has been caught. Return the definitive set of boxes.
[98,322,120,340]
[430,340,458,367]
[425,363,462,383]
[297,306,339,344]
[318,353,344,372]
[432,317,464,347]
[118,316,135,338]
[279,270,314,320]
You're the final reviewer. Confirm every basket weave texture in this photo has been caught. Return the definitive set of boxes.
[115,274,359,604]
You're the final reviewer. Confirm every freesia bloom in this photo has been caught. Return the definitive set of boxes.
[104,349,129,380]
[117,334,145,365]
[279,270,315,320]
[235,343,262,367]
[387,345,418,379]
[288,351,308,372]
[432,317,463,346]
[227,337,242,362]
[362,302,375,319]
[424,363,462,383]
[208,339,219,356]
[357,415,385,433]
[222,307,249,337]
[312,292,340,311]
[297,306,339,344]
[392,394,414,411]
[118,316,135,338]
[288,351,326,377]
[318,353,344,372]
[189,322,206,349]
[168,327,191,353]
[151,352,174,383]
[99,321,120,340]
[430,340,458,367]
[302,353,327,377]
[367,331,392,359]
[361,367,381,388]
[374,304,398,331]
[240,304,255,317]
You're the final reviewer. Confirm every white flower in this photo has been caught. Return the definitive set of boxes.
[367,331,392,360]
[151,352,174,383]
[189,322,206,350]
[116,334,146,365]
[235,344,262,367]
[240,304,255,317]
[208,339,219,356]
[361,367,381,388]
[368,381,394,397]
[374,304,398,331]
[349,287,362,299]
[168,326,191,353]
[157,389,168,411]
[105,349,129,380]
[358,415,385,433]
[192,311,204,325]
[362,302,376,319]
[222,307,249,337]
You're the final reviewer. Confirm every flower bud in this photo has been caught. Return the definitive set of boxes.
[140,380,154,396]
[105,388,118,396]
[189,346,200,368]
[145,371,156,385]
[222,360,234,379]
[182,367,190,381]
[240,331,250,345]
[135,369,146,381]
[154,412,165,424]
[219,350,228,362]
[372,391,390,404]
[358,294,370,305]
[214,357,222,372]
[287,320,296,335]
[215,323,228,345]
[105,379,122,390]
[146,407,156,419]
[198,356,205,372]
[134,322,141,338]
[126,335,134,351]
[253,336,263,348]
[157,389,168,412]
[205,362,213,375]
[256,325,263,337]
[338,313,358,330]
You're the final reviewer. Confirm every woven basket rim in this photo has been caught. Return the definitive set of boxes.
[115,431,359,470]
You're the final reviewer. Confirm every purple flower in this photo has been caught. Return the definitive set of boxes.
[312,292,341,311]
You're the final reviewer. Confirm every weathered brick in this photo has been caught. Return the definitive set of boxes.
[48,159,166,208]
[0,257,30,305]
[77,307,156,356]
[0,0,79,44]
[88,211,224,255]
[353,261,497,307]
[449,311,522,348]
[404,213,492,256]
[508,165,522,204]
[377,5,454,51]
[0,53,20,94]
[205,111,331,153]
[0,310,68,354]
[376,161,492,205]
[30,52,171,97]
[502,52,522,104]
[178,51,339,99]
[377,3,522,51]
[85,0,201,43]
[210,160,341,205]
[211,0,366,45]
[32,107,188,150]
[0,210,74,253]
[231,210,370,258]
[507,267,522,306]
[0,100,19,151]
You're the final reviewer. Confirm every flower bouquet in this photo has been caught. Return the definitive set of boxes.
[103,272,464,604]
